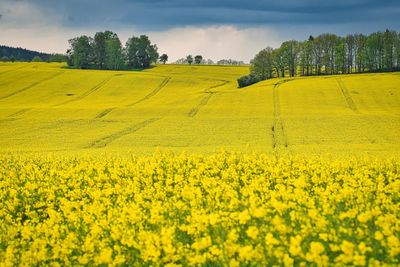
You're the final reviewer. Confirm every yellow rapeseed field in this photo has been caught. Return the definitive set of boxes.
[0,63,399,266]
[0,62,399,155]
[0,154,399,266]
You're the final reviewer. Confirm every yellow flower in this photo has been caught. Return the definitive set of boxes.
[188,254,206,265]
[96,247,113,265]
[265,233,279,246]
[78,254,90,265]
[246,226,259,240]
[289,236,302,256]
[229,259,240,267]
[357,212,371,223]
[387,235,400,257]
[353,253,366,266]
[387,235,399,247]
[340,240,354,255]
[192,236,212,251]
[283,254,294,267]
[374,231,384,241]
[238,245,255,262]
[310,242,325,255]
[308,209,318,218]
[358,242,371,255]
[209,246,221,257]
[319,233,328,241]
[252,207,266,218]
[305,242,327,265]
[238,210,251,224]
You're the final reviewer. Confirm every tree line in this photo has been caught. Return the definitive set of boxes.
[0,45,66,63]
[239,29,400,87]
[67,31,159,70]
[174,56,245,65]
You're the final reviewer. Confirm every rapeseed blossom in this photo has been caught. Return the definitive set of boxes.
[0,153,399,266]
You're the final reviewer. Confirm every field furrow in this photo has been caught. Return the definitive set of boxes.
[55,75,114,106]
[0,64,27,75]
[0,72,64,100]
[85,118,160,148]
[336,77,359,113]
[95,108,116,119]
[7,108,31,117]
[271,80,289,151]
[0,118,20,124]
[127,76,171,106]
[187,80,229,117]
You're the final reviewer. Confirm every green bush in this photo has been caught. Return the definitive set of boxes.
[237,74,261,88]
[31,56,43,62]
[0,56,10,62]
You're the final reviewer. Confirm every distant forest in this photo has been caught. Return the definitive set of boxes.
[0,45,66,63]
[239,29,400,87]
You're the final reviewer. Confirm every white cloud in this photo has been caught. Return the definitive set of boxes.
[146,25,282,63]
[0,1,282,61]
[0,0,68,53]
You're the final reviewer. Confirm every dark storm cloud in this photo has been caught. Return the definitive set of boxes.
[1,0,399,58]
[20,0,400,31]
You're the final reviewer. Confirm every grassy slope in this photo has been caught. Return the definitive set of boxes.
[0,62,399,156]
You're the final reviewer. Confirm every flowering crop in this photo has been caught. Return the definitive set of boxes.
[0,153,399,266]
[1,63,399,156]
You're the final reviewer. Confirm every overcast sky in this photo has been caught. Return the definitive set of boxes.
[1,0,399,62]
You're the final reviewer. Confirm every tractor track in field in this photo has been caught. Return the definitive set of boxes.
[336,78,359,113]
[95,108,116,119]
[188,80,229,117]
[0,65,28,75]
[0,72,64,100]
[85,118,160,149]
[187,93,214,117]
[35,119,114,133]
[127,77,171,107]
[271,79,290,152]
[38,119,87,130]
[94,76,171,119]
[8,108,31,117]
[0,118,20,124]
[55,75,114,106]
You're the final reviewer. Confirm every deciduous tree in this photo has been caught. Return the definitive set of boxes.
[194,55,203,64]
[105,37,124,70]
[68,35,94,69]
[126,35,159,69]
[160,54,168,64]
[250,47,274,80]
[186,55,193,65]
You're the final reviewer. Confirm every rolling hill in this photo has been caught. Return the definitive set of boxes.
[0,62,399,156]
